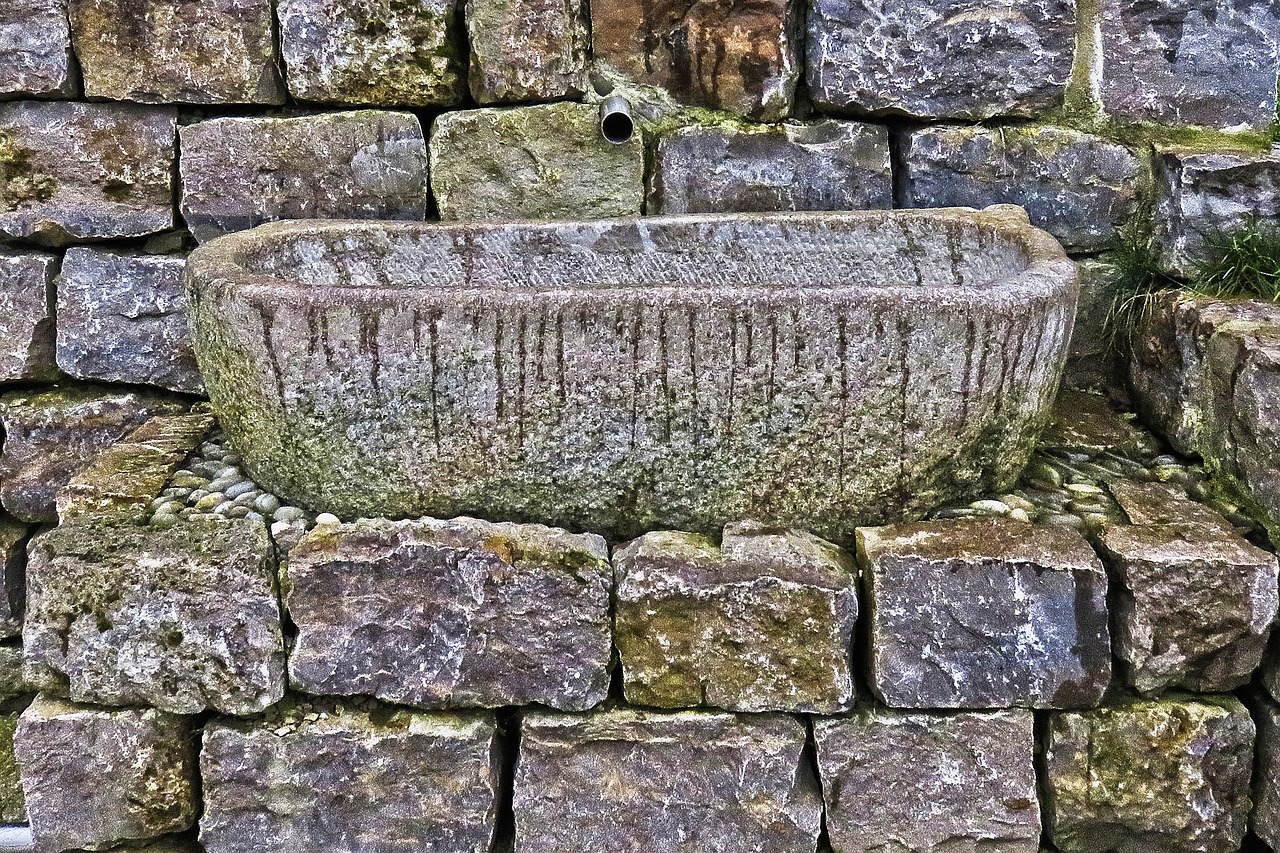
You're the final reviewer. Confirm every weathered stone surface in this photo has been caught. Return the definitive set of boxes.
[807,0,1074,120]
[1096,513,1278,694]
[57,413,213,523]
[649,120,892,215]
[0,102,175,245]
[858,517,1111,709]
[1044,695,1255,853]
[1106,479,1233,531]
[815,708,1040,852]
[24,516,285,715]
[15,695,198,853]
[0,646,28,705]
[614,521,857,713]
[430,103,644,220]
[285,516,611,710]
[591,0,799,121]
[0,385,186,523]
[1153,147,1280,277]
[0,714,21,825]
[903,125,1143,252]
[0,0,76,98]
[186,207,1076,540]
[1128,291,1280,540]
[515,709,821,853]
[0,252,57,383]
[1065,257,1120,389]
[467,0,587,103]
[201,704,499,853]
[57,249,201,394]
[69,0,283,103]
[279,0,464,107]
[1099,0,1280,131]
[179,111,428,243]
[1254,695,1280,850]
[0,518,28,640]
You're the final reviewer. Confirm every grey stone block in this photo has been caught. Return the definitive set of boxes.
[815,708,1041,852]
[649,120,892,215]
[466,0,588,103]
[0,0,76,98]
[0,101,175,245]
[858,516,1112,709]
[56,248,201,394]
[429,102,644,220]
[285,516,612,710]
[179,111,428,243]
[0,251,57,384]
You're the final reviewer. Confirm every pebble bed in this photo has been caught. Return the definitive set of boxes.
[150,409,1266,546]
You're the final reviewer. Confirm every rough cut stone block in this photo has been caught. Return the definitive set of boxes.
[0,0,76,98]
[903,125,1143,252]
[1154,148,1280,277]
[515,709,821,853]
[15,695,198,853]
[649,120,892,215]
[179,111,428,243]
[285,516,612,710]
[0,385,186,523]
[57,248,201,394]
[0,102,176,245]
[1100,0,1280,131]
[614,521,857,713]
[1256,696,1280,850]
[69,0,283,103]
[0,518,27,640]
[467,0,587,103]
[1044,695,1255,853]
[25,516,285,716]
[57,412,213,523]
[815,708,1040,852]
[0,251,56,384]
[201,705,499,853]
[0,713,21,825]
[0,646,28,704]
[279,0,464,107]
[591,0,798,121]
[430,103,644,221]
[1096,517,1278,694]
[807,0,1074,120]
[858,517,1112,709]
[1107,479,1233,532]
[1066,257,1120,389]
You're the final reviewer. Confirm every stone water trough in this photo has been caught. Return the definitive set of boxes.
[185,206,1077,540]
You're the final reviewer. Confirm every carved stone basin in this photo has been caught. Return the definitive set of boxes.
[185,206,1077,540]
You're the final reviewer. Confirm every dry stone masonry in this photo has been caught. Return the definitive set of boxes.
[1,0,1280,847]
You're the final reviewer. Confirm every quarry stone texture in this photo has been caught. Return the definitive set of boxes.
[15,696,198,853]
[1256,697,1280,850]
[0,385,185,523]
[1044,695,1255,853]
[186,208,1075,540]
[179,111,428,243]
[200,706,500,853]
[514,709,821,853]
[807,0,1074,119]
[56,248,201,394]
[858,517,1112,709]
[903,125,1144,252]
[24,516,286,716]
[0,646,27,703]
[649,120,892,215]
[1066,257,1119,388]
[1099,0,1280,131]
[56,412,213,523]
[590,0,799,121]
[0,0,76,98]
[0,713,21,825]
[0,101,175,245]
[467,0,588,103]
[68,0,283,104]
[278,0,465,107]
[0,518,27,640]
[1096,512,1279,694]
[284,516,613,710]
[0,251,57,384]
[1153,148,1280,277]
[430,103,645,220]
[815,708,1041,852]
[1128,292,1280,541]
[614,522,857,713]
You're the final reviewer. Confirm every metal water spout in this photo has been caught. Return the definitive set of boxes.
[598,96,634,144]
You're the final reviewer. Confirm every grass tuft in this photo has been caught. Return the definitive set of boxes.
[1103,205,1177,353]
[1189,217,1280,302]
